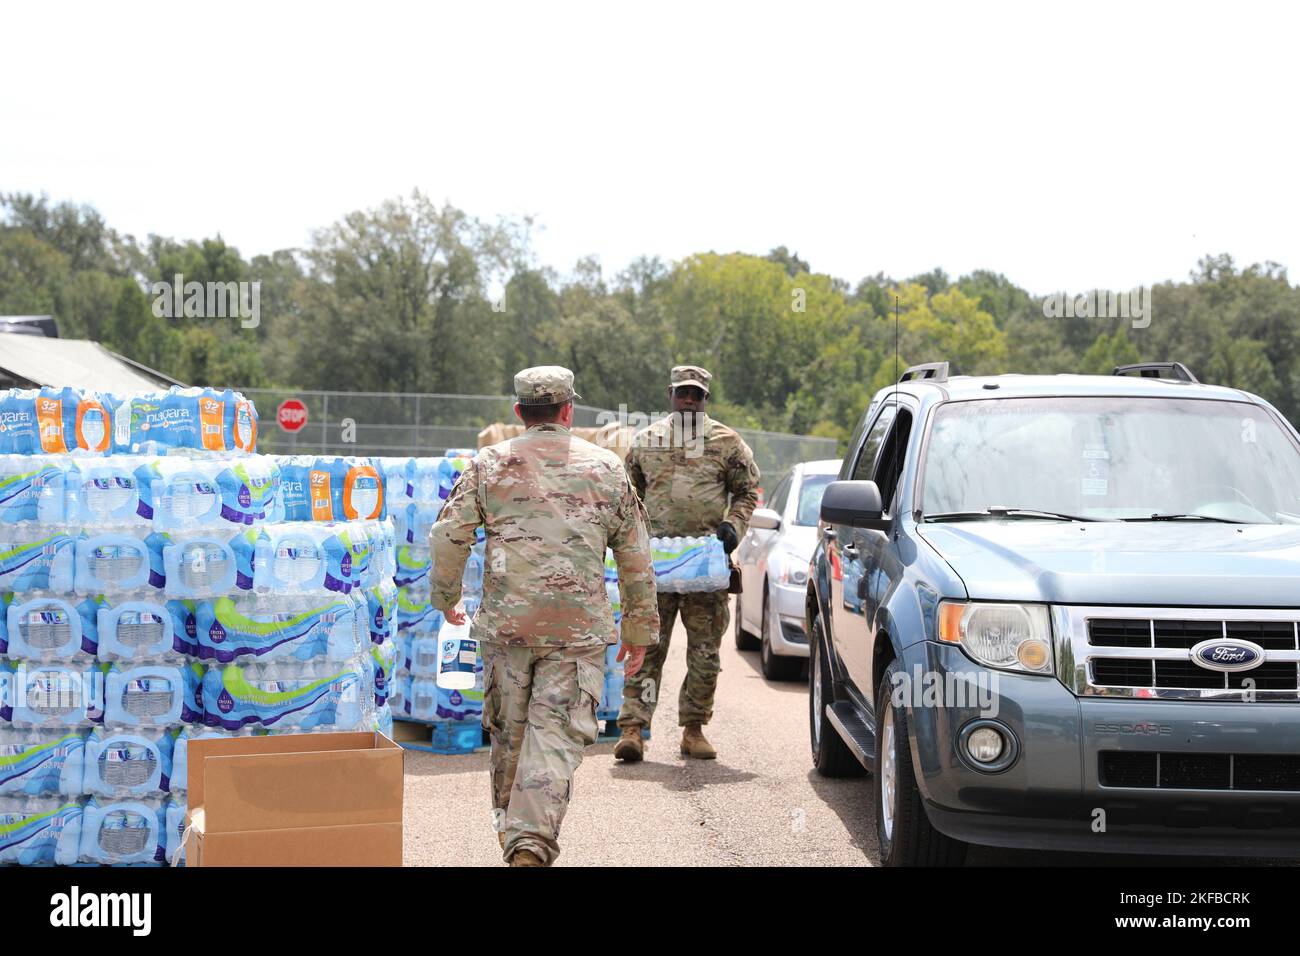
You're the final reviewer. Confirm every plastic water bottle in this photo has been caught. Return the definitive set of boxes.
[0,527,76,593]
[79,796,166,864]
[389,669,412,717]
[139,458,223,530]
[73,457,150,527]
[0,455,70,525]
[103,663,187,727]
[0,795,83,865]
[166,797,187,866]
[9,663,105,728]
[82,726,175,797]
[0,728,87,796]
[5,591,99,660]
[195,591,362,663]
[97,595,190,661]
[436,650,483,720]
[409,675,438,721]
[163,529,256,598]
[651,535,730,593]
[75,529,161,594]
[437,456,471,502]
[436,621,478,690]
[409,458,445,503]
[409,633,441,677]
[202,655,371,732]
[377,457,414,509]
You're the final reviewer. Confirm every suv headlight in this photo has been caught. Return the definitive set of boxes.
[776,553,808,587]
[938,601,1053,675]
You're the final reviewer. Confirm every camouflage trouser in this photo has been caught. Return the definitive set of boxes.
[481,641,605,866]
[618,589,728,730]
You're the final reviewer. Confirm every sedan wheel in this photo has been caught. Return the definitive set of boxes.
[733,592,759,650]
[760,584,803,681]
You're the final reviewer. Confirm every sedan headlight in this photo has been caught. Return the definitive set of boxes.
[938,601,1053,674]
[776,553,809,587]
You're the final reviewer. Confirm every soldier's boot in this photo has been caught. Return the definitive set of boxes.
[680,723,717,760]
[509,848,545,867]
[614,725,644,762]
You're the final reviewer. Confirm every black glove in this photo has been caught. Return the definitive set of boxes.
[716,521,739,554]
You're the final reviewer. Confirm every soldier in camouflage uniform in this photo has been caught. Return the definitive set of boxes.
[615,365,760,761]
[430,366,658,867]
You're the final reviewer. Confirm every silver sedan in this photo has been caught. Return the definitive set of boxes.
[734,458,841,680]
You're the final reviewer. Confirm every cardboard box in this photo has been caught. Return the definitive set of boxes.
[185,731,404,867]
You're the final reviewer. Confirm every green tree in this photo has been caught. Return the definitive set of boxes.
[1079,326,1141,374]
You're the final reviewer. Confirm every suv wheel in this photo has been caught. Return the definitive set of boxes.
[733,593,759,651]
[760,583,803,681]
[874,659,968,866]
[809,614,863,778]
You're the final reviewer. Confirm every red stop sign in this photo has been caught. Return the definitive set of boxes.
[277,399,309,433]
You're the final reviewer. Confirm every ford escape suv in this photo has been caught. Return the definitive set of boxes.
[807,361,1300,865]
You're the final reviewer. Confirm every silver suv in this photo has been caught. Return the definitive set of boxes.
[807,361,1300,865]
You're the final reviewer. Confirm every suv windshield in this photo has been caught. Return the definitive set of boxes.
[921,397,1300,523]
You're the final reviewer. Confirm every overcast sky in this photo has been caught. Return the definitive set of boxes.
[4,1,1297,294]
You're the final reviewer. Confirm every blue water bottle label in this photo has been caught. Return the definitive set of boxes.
[441,638,476,676]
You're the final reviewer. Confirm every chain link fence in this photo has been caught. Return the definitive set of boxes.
[238,388,839,490]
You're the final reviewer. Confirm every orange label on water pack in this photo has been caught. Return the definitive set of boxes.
[36,397,67,453]
[200,397,226,451]
[232,399,257,452]
[343,465,383,520]
[75,399,111,452]
[309,470,333,522]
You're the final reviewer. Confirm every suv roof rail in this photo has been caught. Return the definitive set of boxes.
[1112,362,1199,383]
[899,362,949,384]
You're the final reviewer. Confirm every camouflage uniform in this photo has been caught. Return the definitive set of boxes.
[618,366,761,731]
[430,366,658,866]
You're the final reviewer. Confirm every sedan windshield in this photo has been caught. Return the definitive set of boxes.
[921,397,1300,524]
[795,474,835,526]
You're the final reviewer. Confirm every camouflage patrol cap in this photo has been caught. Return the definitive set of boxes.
[670,365,712,396]
[514,365,581,405]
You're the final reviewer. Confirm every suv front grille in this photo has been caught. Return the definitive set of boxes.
[1101,752,1300,791]
[1091,659,1155,687]
[1057,607,1300,701]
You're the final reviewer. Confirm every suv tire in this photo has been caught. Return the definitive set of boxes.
[809,613,863,778]
[874,659,968,866]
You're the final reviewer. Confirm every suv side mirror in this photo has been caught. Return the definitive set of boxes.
[749,507,782,531]
[820,480,889,531]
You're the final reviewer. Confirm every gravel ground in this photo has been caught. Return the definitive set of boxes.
[402,603,1295,867]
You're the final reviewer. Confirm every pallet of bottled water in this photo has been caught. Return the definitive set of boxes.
[378,453,493,754]
[0,386,403,867]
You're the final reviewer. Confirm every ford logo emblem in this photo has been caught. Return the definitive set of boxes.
[1190,638,1264,673]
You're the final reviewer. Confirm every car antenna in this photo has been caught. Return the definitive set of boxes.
[894,294,899,404]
